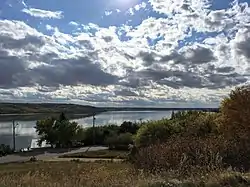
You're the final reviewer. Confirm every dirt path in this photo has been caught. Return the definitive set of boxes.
[42,157,124,162]
[0,146,108,164]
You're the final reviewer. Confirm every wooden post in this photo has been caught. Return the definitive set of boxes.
[92,114,96,146]
[12,120,16,152]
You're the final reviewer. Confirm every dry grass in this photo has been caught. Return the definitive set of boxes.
[1,161,250,187]
[0,161,138,187]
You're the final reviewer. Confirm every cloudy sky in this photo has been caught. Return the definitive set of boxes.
[0,0,249,107]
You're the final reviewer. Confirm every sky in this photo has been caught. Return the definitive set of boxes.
[0,0,250,107]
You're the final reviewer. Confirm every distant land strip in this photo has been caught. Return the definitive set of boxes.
[0,103,219,116]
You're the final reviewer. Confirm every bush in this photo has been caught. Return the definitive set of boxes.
[131,111,223,174]
[0,144,13,157]
[220,85,250,140]
[81,125,120,146]
[219,85,250,170]
[81,122,139,147]
[119,121,140,134]
[134,118,181,147]
[133,136,222,174]
[105,133,133,150]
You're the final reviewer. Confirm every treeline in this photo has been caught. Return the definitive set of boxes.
[35,113,141,150]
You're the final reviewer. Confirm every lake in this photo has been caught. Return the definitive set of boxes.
[0,111,172,150]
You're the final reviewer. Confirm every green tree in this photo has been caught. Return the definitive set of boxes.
[35,113,83,148]
[119,121,140,134]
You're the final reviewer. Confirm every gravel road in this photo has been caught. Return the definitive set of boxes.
[0,146,108,164]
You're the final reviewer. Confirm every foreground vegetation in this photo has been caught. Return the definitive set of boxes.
[1,161,250,187]
[2,85,250,186]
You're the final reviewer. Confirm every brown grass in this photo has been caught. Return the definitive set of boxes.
[133,135,223,175]
[1,161,250,187]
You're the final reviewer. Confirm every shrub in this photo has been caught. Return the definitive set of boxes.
[105,133,133,150]
[119,121,140,134]
[0,144,12,157]
[220,85,250,140]
[29,156,37,162]
[134,118,182,147]
[219,85,250,170]
[170,111,220,137]
[181,112,220,137]
[133,135,222,174]
[82,125,120,146]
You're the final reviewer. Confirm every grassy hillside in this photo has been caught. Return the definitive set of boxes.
[0,103,105,115]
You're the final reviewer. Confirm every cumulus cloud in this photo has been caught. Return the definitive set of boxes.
[1,0,250,106]
[127,2,147,15]
[69,21,79,26]
[22,8,63,19]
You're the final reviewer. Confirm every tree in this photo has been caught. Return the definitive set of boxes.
[35,117,58,147]
[119,121,140,134]
[220,85,250,140]
[58,112,67,122]
[35,113,83,148]
[219,85,250,169]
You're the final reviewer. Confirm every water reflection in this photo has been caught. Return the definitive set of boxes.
[0,111,172,150]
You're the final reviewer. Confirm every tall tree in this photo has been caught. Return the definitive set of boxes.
[35,113,83,148]
[220,85,250,140]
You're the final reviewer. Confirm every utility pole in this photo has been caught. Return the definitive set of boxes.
[12,120,18,152]
[92,114,96,146]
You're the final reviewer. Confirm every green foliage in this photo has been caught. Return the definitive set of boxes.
[81,125,120,146]
[119,121,140,134]
[130,85,250,173]
[105,133,133,150]
[170,111,220,137]
[35,113,83,148]
[135,118,181,147]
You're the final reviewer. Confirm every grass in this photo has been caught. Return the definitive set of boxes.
[59,149,128,159]
[0,161,250,187]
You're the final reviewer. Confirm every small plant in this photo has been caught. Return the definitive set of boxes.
[29,156,37,162]
[0,144,13,157]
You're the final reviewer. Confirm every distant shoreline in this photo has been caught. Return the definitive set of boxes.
[0,103,219,116]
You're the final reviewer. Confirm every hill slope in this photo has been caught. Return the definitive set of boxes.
[0,103,104,114]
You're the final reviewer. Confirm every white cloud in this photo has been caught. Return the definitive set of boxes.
[127,2,147,15]
[69,21,79,26]
[21,0,27,8]
[22,8,63,19]
[1,0,250,106]
[104,10,113,16]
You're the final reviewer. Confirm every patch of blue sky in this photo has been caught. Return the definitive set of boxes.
[178,30,223,48]
[147,34,164,47]
[210,0,250,10]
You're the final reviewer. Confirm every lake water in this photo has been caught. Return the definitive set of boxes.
[0,111,172,150]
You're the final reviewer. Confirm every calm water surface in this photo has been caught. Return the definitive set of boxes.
[0,111,172,150]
